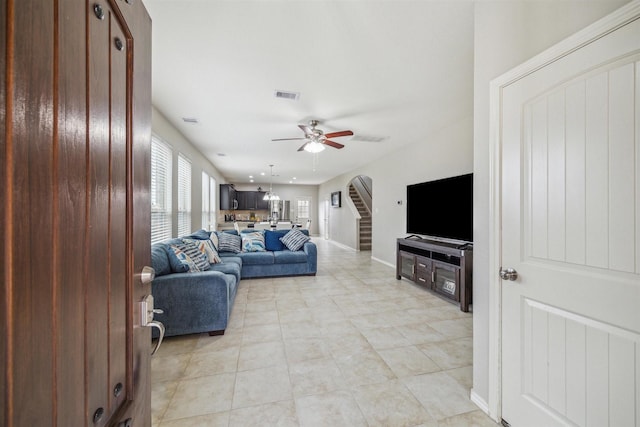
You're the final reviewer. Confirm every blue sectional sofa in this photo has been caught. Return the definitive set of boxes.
[151,228,316,337]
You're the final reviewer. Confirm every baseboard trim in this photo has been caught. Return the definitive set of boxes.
[470,389,490,415]
[371,256,394,269]
[327,240,357,251]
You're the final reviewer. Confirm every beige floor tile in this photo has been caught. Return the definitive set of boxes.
[244,309,280,327]
[428,317,473,339]
[229,400,299,427]
[154,334,200,357]
[159,411,229,427]
[295,390,368,427]
[194,332,242,353]
[283,337,332,364]
[151,380,178,425]
[289,357,347,397]
[281,320,322,339]
[278,307,314,324]
[437,410,501,426]
[327,332,374,358]
[352,379,436,427]
[232,365,292,409]
[334,349,397,387]
[241,323,283,345]
[403,372,478,420]
[162,373,236,421]
[238,340,287,371]
[419,337,473,370]
[183,345,239,378]
[377,345,441,378]
[245,299,277,313]
[399,322,447,344]
[360,326,413,350]
[445,366,473,390]
[151,353,192,383]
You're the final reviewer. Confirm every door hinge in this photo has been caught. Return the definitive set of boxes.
[501,419,511,427]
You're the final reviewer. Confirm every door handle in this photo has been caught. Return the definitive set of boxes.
[149,320,165,356]
[499,267,518,281]
[139,294,165,356]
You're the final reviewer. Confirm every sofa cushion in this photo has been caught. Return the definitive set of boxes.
[242,231,266,252]
[183,238,221,264]
[238,251,275,266]
[167,244,200,272]
[208,258,242,282]
[151,244,172,276]
[274,250,308,264]
[279,229,310,251]
[209,232,219,252]
[264,230,287,251]
[218,232,242,253]
[184,229,211,240]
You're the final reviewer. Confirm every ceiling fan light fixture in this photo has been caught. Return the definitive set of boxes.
[304,141,326,153]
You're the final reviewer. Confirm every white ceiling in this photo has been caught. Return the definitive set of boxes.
[143,0,475,186]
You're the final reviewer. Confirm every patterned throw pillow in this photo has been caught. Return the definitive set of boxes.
[183,238,221,264]
[167,244,200,272]
[217,232,242,253]
[209,232,219,252]
[241,231,266,252]
[279,229,310,251]
[176,242,210,271]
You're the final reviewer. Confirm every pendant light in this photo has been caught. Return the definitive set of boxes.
[263,165,280,201]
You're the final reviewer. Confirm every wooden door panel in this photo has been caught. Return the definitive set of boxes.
[109,13,129,418]
[56,0,88,422]
[2,0,152,425]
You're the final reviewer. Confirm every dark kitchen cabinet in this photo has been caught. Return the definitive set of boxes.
[220,184,237,210]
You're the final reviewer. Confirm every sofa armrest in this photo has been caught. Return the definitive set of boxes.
[303,241,317,273]
[151,270,235,337]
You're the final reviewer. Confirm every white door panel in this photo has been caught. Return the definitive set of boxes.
[500,10,640,427]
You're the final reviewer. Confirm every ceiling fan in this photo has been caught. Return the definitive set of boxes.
[271,120,353,153]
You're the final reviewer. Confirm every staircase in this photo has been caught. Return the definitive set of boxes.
[349,184,372,251]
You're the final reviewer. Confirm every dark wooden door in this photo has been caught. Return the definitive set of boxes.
[1,1,152,426]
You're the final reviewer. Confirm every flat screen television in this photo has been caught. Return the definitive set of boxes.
[406,173,473,243]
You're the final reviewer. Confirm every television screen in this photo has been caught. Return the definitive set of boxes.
[406,173,473,243]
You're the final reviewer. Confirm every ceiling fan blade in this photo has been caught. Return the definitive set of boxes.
[323,139,345,149]
[298,124,313,135]
[271,137,306,141]
[324,130,353,139]
[297,142,310,152]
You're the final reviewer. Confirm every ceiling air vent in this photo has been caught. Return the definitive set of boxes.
[274,90,300,101]
[182,117,199,124]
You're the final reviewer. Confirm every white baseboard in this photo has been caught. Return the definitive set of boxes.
[470,389,490,415]
[327,240,357,252]
[371,256,394,269]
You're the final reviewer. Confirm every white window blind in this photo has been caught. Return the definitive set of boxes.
[150,137,172,244]
[209,176,216,230]
[202,172,210,230]
[177,153,192,236]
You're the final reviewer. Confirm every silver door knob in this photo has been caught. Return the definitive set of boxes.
[499,268,518,281]
[149,320,165,356]
[140,266,155,285]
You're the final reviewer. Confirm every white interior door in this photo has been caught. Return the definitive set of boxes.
[499,8,640,427]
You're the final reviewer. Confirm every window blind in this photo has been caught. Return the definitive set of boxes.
[202,171,210,230]
[177,153,192,236]
[150,137,172,244]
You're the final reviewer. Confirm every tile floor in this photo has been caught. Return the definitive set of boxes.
[152,239,500,427]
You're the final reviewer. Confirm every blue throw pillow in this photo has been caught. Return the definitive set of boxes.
[279,229,310,251]
[264,230,287,251]
[162,244,189,273]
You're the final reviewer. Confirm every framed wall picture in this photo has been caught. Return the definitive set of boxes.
[331,191,341,207]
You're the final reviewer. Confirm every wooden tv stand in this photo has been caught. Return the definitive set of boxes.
[396,237,472,312]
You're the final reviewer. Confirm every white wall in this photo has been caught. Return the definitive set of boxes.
[318,116,474,264]
[472,0,629,411]
[152,106,227,236]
